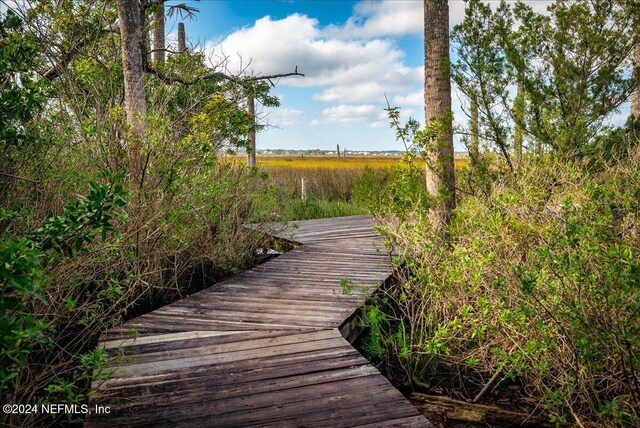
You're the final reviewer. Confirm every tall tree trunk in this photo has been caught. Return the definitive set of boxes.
[118,0,147,180]
[153,2,165,64]
[470,96,479,159]
[513,72,525,161]
[632,43,640,119]
[178,22,186,53]
[247,92,256,167]
[424,0,455,228]
[144,14,151,64]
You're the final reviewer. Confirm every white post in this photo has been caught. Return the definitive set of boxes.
[301,177,307,202]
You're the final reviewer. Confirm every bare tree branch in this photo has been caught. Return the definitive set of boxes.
[148,47,186,55]
[42,23,117,80]
[166,2,200,19]
[144,63,304,86]
[0,171,40,184]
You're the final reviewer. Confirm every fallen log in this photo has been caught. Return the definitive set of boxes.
[410,393,560,427]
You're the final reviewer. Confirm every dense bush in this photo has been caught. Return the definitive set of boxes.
[1,179,126,424]
[363,153,640,426]
[356,1,640,425]
[0,5,284,426]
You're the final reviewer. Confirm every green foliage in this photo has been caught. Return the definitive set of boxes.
[0,11,46,152]
[254,165,373,222]
[186,94,254,153]
[369,5,640,423]
[352,161,429,217]
[283,195,364,220]
[451,0,638,162]
[1,179,126,401]
[352,167,385,211]
[339,278,356,295]
[0,239,49,386]
[360,303,389,358]
[367,157,640,426]
[28,178,126,256]
[43,347,110,424]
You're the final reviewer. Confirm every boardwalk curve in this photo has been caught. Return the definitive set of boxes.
[85,216,432,427]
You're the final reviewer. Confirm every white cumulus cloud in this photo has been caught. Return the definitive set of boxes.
[393,90,424,107]
[263,107,304,127]
[205,14,421,105]
[324,1,423,39]
[321,0,556,40]
[311,104,387,126]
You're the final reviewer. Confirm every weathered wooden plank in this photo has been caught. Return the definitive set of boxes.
[114,329,340,365]
[354,415,436,428]
[107,335,350,378]
[85,216,430,427]
[95,352,369,399]
[100,330,247,350]
[104,329,323,356]
[97,364,381,413]
[95,343,363,391]
[90,375,401,427]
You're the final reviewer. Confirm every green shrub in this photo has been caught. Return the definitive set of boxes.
[363,155,640,426]
[1,179,125,424]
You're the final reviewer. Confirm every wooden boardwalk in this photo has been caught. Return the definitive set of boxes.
[85,216,431,427]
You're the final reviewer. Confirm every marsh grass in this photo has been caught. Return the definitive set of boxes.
[228,155,468,202]
[239,154,468,169]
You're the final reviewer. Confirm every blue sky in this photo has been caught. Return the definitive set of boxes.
[163,0,630,152]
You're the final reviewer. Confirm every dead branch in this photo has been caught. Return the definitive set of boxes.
[148,47,185,55]
[42,23,116,81]
[472,365,503,403]
[144,63,304,87]
[0,171,40,183]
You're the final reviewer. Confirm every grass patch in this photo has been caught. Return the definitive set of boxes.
[234,154,469,170]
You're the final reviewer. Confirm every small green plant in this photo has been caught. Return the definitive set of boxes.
[339,278,356,295]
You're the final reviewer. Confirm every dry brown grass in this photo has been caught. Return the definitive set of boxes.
[262,165,367,200]
[228,154,468,201]
[234,154,468,169]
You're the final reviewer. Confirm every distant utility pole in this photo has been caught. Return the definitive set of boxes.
[337,144,340,158]
[343,148,347,158]
[247,92,256,167]
[177,22,186,53]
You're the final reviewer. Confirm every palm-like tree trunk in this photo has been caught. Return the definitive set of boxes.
[247,92,256,167]
[178,22,186,53]
[424,0,455,228]
[632,43,640,119]
[118,0,147,180]
[513,72,525,161]
[153,2,165,64]
[470,96,479,159]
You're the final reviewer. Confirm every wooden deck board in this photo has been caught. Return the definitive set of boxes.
[85,216,430,427]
